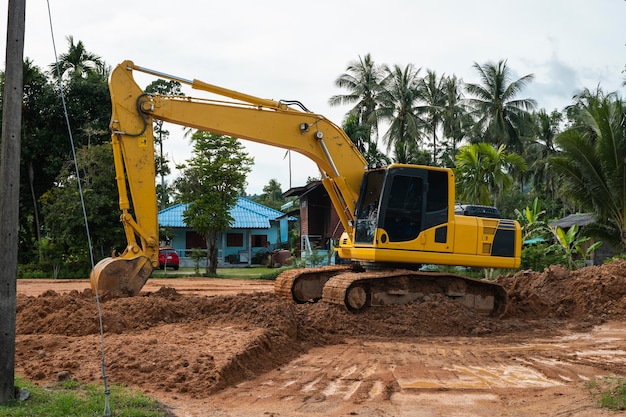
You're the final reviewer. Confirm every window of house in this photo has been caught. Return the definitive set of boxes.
[251,234,268,247]
[186,231,206,249]
[227,233,243,247]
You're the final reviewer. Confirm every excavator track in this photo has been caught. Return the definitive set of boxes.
[322,269,508,317]
[275,266,508,317]
[274,265,353,303]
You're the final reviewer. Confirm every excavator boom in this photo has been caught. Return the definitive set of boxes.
[91,60,367,294]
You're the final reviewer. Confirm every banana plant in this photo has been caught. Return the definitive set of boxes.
[551,224,603,269]
[514,197,551,240]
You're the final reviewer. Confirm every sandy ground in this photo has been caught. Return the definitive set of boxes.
[14,261,626,416]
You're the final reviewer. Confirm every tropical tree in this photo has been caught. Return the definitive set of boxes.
[174,132,253,274]
[417,69,447,165]
[342,113,390,166]
[454,143,527,207]
[39,144,125,266]
[550,93,626,250]
[564,86,606,128]
[1,57,111,264]
[342,113,369,155]
[526,109,562,198]
[329,53,385,139]
[376,63,424,163]
[550,224,602,269]
[514,197,551,240]
[19,59,52,248]
[465,60,536,152]
[391,139,431,165]
[440,75,471,166]
[256,179,286,211]
[49,36,103,81]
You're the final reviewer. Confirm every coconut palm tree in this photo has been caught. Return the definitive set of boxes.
[455,143,527,206]
[342,113,369,155]
[329,54,385,140]
[551,93,626,250]
[440,75,471,166]
[416,70,447,165]
[375,63,424,163]
[465,60,536,152]
[342,113,390,166]
[526,109,562,198]
[49,36,103,81]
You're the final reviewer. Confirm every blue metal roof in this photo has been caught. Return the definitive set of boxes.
[158,204,187,228]
[158,197,285,229]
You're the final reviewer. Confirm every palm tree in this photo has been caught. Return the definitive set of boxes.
[417,69,447,165]
[455,143,527,206]
[342,113,369,155]
[551,93,626,250]
[564,86,611,130]
[526,109,562,198]
[50,36,103,81]
[342,113,390,166]
[256,179,286,211]
[465,60,536,152]
[391,139,431,165]
[329,54,385,140]
[440,75,471,166]
[376,63,424,163]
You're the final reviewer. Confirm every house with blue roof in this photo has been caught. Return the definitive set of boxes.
[158,197,289,267]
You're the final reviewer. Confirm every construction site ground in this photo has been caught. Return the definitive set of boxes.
[14,260,626,416]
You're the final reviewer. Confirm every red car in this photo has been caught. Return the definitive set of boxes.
[158,248,180,270]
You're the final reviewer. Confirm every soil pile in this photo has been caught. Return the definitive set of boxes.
[14,260,626,398]
[500,259,626,323]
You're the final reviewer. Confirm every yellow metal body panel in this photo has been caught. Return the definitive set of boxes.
[337,214,521,270]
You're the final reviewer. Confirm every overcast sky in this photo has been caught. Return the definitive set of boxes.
[2,0,625,195]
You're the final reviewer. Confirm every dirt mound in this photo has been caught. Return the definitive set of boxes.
[15,260,626,399]
[500,259,626,323]
[16,288,301,396]
[17,287,297,337]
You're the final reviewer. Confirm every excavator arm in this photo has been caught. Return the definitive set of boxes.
[91,60,367,294]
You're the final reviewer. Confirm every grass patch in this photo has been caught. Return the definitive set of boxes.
[217,266,291,280]
[586,375,626,410]
[150,266,292,280]
[0,377,174,417]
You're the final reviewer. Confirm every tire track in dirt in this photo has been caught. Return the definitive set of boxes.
[195,322,626,416]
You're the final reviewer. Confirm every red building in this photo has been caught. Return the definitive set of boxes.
[284,181,344,261]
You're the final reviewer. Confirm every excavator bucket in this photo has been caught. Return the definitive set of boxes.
[90,255,153,296]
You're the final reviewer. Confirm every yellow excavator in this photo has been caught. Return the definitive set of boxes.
[91,60,521,316]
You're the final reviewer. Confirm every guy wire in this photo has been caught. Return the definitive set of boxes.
[45,2,112,415]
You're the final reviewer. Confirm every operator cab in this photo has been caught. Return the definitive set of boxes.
[354,165,450,245]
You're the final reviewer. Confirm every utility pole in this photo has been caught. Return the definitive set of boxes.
[0,0,25,404]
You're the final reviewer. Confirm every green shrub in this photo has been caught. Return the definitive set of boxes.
[521,243,569,271]
[252,250,269,265]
